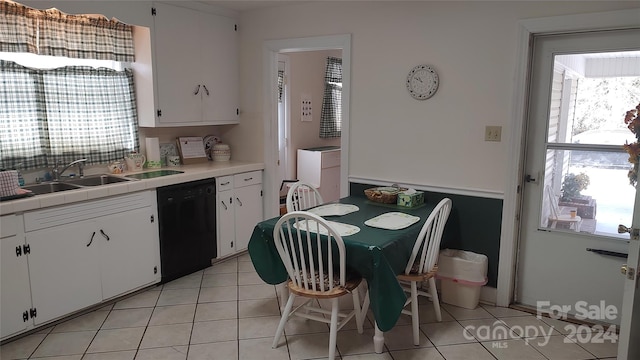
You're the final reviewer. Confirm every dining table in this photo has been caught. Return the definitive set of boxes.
[247,194,436,353]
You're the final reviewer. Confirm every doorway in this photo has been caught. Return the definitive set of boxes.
[517,29,640,328]
[276,49,343,209]
[262,35,351,220]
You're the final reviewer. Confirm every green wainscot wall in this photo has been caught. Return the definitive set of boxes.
[350,182,503,287]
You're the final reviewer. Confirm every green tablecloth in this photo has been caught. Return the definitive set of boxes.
[248,196,435,331]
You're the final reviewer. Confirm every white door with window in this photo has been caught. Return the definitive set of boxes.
[518,28,640,356]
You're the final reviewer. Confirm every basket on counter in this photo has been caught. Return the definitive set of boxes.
[364,186,407,204]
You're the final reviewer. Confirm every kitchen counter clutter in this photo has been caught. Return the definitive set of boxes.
[0,161,264,215]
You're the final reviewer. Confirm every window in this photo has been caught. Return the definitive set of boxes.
[0,1,138,171]
[319,56,342,138]
[540,52,640,238]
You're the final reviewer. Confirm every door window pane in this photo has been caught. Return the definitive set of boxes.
[542,149,633,239]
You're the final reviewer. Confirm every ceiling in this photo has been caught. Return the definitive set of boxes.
[199,0,304,12]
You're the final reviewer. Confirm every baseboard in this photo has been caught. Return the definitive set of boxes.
[480,286,498,306]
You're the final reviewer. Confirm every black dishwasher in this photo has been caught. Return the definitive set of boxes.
[157,178,216,283]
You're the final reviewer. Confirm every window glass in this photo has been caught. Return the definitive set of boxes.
[0,54,138,171]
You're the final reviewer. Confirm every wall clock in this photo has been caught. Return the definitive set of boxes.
[406,64,439,100]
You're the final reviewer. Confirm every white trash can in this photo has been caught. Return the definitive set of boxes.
[436,249,488,309]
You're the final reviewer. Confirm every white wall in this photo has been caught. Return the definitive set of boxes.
[231,1,640,194]
[288,50,341,178]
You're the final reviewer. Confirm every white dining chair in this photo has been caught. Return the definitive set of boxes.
[545,185,582,232]
[397,197,452,346]
[357,198,452,346]
[286,181,324,212]
[271,211,363,360]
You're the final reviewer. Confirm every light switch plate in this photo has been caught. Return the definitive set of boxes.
[485,126,502,142]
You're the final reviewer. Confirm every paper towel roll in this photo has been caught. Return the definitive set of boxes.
[145,137,161,162]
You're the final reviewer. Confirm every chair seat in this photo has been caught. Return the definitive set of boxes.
[397,265,438,282]
[550,214,582,222]
[549,214,582,232]
[288,272,362,299]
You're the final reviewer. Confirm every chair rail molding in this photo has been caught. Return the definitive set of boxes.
[348,177,503,200]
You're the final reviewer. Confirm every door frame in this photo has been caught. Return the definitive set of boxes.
[498,9,640,306]
[262,35,351,220]
[277,54,291,185]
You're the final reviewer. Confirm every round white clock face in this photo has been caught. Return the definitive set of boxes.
[406,65,439,100]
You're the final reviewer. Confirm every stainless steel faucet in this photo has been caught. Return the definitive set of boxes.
[52,159,87,181]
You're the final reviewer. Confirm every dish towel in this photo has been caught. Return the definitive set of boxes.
[0,170,20,197]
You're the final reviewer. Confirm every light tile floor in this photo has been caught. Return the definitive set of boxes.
[1,253,619,360]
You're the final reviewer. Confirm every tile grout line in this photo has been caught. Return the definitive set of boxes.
[129,287,160,360]
[183,269,204,360]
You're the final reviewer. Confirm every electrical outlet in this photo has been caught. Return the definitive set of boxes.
[485,126,502,142]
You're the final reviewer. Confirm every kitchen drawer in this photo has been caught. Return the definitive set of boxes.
[0,214,17,238]
[24,192,152,232]
[321,150,341,168]
[234,171,262,188]
[216,176,234,192]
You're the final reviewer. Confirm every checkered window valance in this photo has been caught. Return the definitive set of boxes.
[320,57,342,139]
[0,60,140,171]
[0,0,135,62]
[278,69,285,103]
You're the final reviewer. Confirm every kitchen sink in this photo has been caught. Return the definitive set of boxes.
[22,182,83,195]
[64,174,134,186]
[125,170,184,180]
[21,175,134,196]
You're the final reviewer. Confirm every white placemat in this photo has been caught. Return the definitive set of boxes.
[308,204,359,217]
[293,220,360,236]
[364,212,420,230]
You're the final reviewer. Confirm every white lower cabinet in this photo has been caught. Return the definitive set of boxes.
[1,191,161,338]
[99,207,159,300]
[297,148,341,203]
[0,214,32,339]
[27,219,103,326]
[216,171,263,258]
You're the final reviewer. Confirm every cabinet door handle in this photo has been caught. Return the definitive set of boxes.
[194,84,201,95]
[236,197,243,206]
[244,177,253,182]
[100,229,110,241]
[221,200,228,210]
[87,232,96,247]
[16,245,22,257]
[221,181,230,186]
[202,85,210,96]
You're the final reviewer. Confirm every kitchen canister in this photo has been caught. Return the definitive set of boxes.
[212,143,231,161]
[145,137,162,168]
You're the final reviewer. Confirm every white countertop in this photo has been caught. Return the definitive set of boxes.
[0,161,264,215]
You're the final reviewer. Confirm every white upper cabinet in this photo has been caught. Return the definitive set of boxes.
[149,3,239,127]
